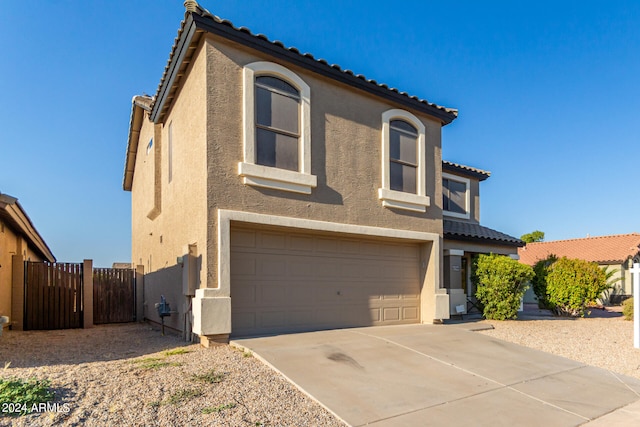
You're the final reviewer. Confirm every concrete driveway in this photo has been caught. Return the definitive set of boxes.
[232,324,640,426]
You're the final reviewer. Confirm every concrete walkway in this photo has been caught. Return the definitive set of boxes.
[232,324,640,427]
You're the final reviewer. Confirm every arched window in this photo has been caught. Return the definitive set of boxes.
[254,76,300,171]
[389,119,418,194]
[239,61,316,194]
[378,109,430,212]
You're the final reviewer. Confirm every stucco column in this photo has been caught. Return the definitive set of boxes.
[10,255,24,330]
[420,239,449,322]
[83,259,93,328]
[444,249,466,315]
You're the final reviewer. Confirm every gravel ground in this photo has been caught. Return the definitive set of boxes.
[477,307,640,380]
[3,311,639,426]
[0,323,344,426]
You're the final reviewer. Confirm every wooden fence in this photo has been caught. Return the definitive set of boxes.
[24,262,83,330]
[93,268,136,324]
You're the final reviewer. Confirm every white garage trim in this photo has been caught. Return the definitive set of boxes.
[193,209,444,337]
[219,210,440,295]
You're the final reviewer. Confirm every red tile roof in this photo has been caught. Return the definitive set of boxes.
[518,233,640,265]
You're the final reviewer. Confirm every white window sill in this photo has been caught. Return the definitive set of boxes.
[443,210,470,220]
[378,188,430,213]
[238,162,317,195]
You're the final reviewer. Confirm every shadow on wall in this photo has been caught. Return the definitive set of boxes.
[143,255,202,335]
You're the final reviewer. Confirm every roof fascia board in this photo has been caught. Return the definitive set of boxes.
[191,14,456,125]
[123,101,148,191]
[150,14,198,123]
[4,203,56,262]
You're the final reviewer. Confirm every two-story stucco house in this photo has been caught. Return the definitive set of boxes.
[439,161,524,314]
[123,2,520,343]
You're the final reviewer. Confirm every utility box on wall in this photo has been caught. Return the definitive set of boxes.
[182,244,198,296]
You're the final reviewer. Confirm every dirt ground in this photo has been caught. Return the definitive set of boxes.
[0,323,343,427]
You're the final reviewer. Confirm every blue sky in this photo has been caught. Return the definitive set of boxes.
[1,1,639,266]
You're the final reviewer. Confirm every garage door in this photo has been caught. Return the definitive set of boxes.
[230,225,421,336]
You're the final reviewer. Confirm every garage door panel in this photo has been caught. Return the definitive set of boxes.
[261,311,287,328]
[260,232,286,249]
[290,235,314,251]
[231,226,421,336]
[383,307,401,321]
[288,259,315,276]
[339,239,362,254]
[231,230,257,248]
[261,284,286,303]
[316,237,339,253]
[231,254,257,276]
[232,282,257,305]
[403,306,420,320]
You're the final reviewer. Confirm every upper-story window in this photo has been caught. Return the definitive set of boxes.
[255,76,300,171]
[389,120,418,194]
[442,173,470,219]
[238,61,317,194]
[378,109,430,212]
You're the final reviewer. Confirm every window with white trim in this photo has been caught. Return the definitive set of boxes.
[378,109,430,212]
[238,61,317,194]
[442,173,470,219]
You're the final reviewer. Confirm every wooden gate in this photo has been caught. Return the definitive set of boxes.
[24,262,83,330]
[93,268,136,324]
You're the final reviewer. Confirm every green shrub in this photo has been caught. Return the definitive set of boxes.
[623,297,634,321]
[473,254,534,320]
[546,257,610,317]
[0,378,54,416]
[531,255,557,309]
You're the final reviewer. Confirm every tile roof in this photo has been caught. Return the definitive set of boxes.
[518,233,640,265]
[442,161,491,181]
[150,1,458,124]
[444,220,524,247]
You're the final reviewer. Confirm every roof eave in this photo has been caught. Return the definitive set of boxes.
[442,161,491,181]
[151,11,458,126]
[0,200,56,262]
[123,97,151,191]
[150,14,198,123]
[444,233,525,248]
[190,13,457,124]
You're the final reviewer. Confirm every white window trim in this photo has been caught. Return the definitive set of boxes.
[378,109,430,212]
[239,61,316,194]
[442,172,470,219]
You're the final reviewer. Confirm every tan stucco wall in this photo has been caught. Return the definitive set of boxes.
[0,221,46,321]
[130,40,208,331]
[203,35,444,290]
[603,261,631,297]
[0,221,20,318]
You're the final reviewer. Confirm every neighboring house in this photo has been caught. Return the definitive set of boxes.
[0,192,56,331]
[123,2,516,343]
[518,234,640,304]
[440,161,524,314]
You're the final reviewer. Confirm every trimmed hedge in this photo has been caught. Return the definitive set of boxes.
[473,254,534,320]
[545,257,610,317]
